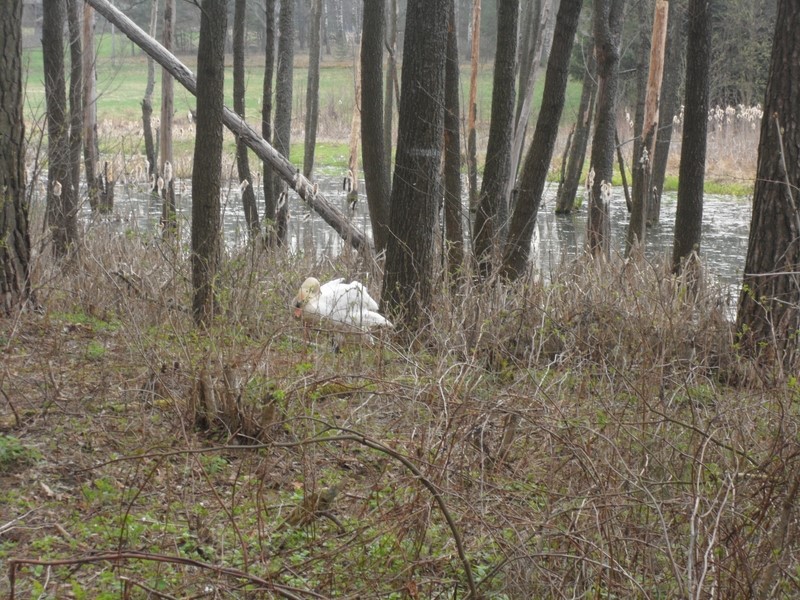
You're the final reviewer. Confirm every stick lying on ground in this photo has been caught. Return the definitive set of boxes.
[86,0,370,254]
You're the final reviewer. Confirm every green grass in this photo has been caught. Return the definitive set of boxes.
[22,39,753,196]
[22,42,582,130]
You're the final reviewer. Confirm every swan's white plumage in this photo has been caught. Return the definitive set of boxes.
[292,277,392,330]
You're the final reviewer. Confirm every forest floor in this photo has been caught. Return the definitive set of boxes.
[2,225,798,598]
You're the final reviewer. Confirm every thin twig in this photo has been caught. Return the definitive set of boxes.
[7,551,320,600]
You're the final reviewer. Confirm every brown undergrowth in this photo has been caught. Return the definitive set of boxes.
[1,227,799,599]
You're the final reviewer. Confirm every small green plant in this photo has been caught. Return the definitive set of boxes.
[86,340,107,360]
[0,435,40,471]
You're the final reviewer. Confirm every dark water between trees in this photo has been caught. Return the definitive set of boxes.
[83,166,751,299]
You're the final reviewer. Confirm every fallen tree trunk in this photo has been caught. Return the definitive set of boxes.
[85,0,370,254]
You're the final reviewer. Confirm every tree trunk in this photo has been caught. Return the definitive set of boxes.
[381,0,449,330]
[501,0,583,280]
[269,0,293,246]
[234,0,260,240]
[586,0,626,259]
[191,0,227,325]
[303,0,322,179]
[160,0,176,235]
[1,0,33,313]
[142,0,159,188]
[86,0,370,253]
[444,0,464,279]
[262,0,275,220]
[66,0,83,203]
[347,43,361,212]
[43,0,78,260]
[671,0,709,276]
[509,0,547,193]
[383,0,397,186]
[626,0,668,253]
[472,0,519,276]
[736,0,800,372]
[467,0,481,212]
[650,0,684,221]
[627,0,650,232]
[555,42,595,214]
[82,3,101,210]
[361,0,391,254]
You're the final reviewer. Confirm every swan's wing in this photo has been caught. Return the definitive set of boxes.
[318,280,385,327]
[360,310,393,328]
[341,281,380,312]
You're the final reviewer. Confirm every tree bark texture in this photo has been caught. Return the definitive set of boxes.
[501,0,583,280]
[472,0,519,276]
[43,0,78,259]
[672,0,709,274]
[160,0,176,233]
[628,0,650,236]
[586,0,625,259]
[627,0,668,252]
[141,0,158,187]
[361,0,391,254]
[191,0,227,325]
[67,0,83,203]
[347,44,361,212]
[555,42,595,214]
[1,0,33,313]
[234,0,260,240]
[383,0,397,186]
[83,3,100,209]
[85,0,369,253]
[444,0,465,279]
[467,0,481,211]
[261,0,275,216]
[381,0,449,329]
[509,0,547,196]
[736,0,800,370]
[649,0,684,222]
[303,0,322,179]
[269,0,293,245]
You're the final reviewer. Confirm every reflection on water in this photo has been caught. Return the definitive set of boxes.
[537,183,751,292]
[64,170,751,294]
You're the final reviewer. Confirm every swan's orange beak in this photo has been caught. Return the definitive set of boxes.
[293,306,303,319]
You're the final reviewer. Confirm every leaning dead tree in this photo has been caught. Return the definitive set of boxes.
[85,0,370,254]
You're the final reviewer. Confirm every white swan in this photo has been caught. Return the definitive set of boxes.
[292,277,392,330]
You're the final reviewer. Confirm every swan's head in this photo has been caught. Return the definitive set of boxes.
[292,277,321,318]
